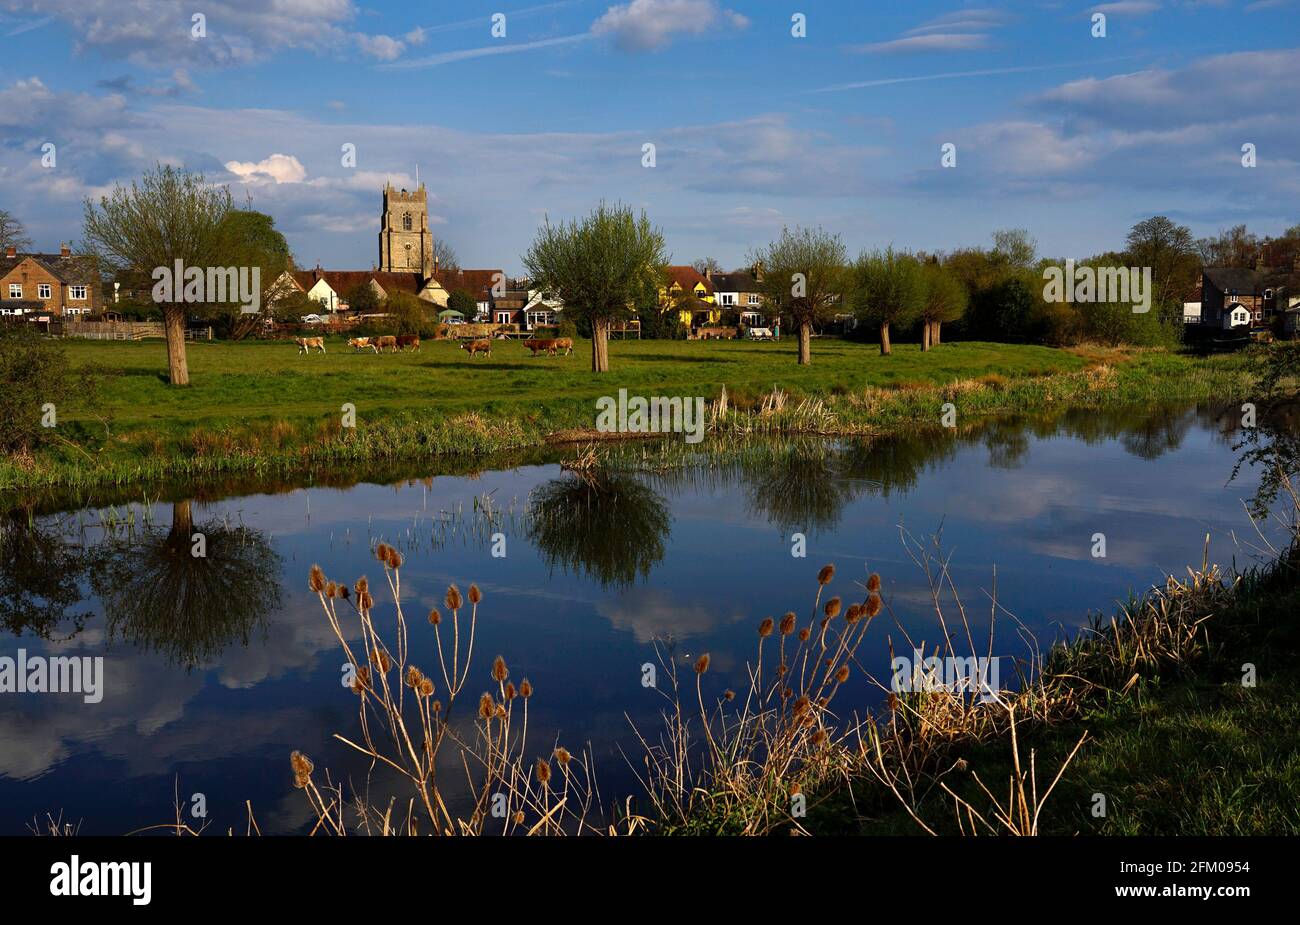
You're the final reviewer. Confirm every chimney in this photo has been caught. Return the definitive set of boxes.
[4,246,15,258]
[703,266,712,281]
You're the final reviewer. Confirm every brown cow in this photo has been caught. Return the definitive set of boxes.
[374,335,398,353]
[523,337,557,357]
[348,337,377,353]
[553,337,573,356]
[461,338,492,357]
[397,334,421,352]
[295,336,326,355]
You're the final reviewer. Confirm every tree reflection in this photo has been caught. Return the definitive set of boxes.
[0,510,92,639]
[90,500,282,669]
[527,473,671,588]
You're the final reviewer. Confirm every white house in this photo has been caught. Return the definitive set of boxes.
[1224,303,1251,330]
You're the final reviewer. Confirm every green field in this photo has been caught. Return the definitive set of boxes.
[5,335,1257,493]
[60,336,1082,430]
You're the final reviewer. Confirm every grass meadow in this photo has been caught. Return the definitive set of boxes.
[7,335,1256,493]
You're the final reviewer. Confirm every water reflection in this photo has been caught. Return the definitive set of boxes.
[527,472,671,588]
[89,501,281,669]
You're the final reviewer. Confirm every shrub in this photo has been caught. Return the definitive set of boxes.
[0,326,77,455]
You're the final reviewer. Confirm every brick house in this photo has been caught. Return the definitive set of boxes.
[711,267,767,326]
[1199,262,1300,332]
[0,244,102,317]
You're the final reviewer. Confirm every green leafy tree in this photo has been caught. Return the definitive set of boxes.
[523,202,667,373]
[919,261,967,349]
[82,165,234,385]
[1125,215,1199,321]
[851,247,924,356]
[748,226,847,365]
[385,291,438,336]
[447,288,477,320]
[0,327,76,454]
[343,281,380,314]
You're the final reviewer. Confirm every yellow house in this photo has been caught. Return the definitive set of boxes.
[659,266,718,327]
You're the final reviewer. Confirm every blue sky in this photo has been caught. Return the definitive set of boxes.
[1,0,1296,274]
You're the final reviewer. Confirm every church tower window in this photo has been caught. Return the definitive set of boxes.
[403,212,412,231]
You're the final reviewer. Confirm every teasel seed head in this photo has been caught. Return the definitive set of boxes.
[355,665,371,691]
[520,678,533,699]
[779,612,796,635]
[789,781,801,797]
[308,565,325,593]
[386,548,403,570]
[888,691,899,712]
[864,593,882,618]
[406,665,423,689]
[418,678,435,698]
[793,695,811,717]
[491,655,509,682]
[835,665,850,683]
[811,729,827,745]
[535,758,551,785]
[495,704,506,719]
[504,682,516,700]
[325,581,337,599]
[339,585,350,600]
[478,693,494,720]
[428,607,441,626]
[758,617,774,638]
[375,542,392,563]
[844,603,863,624]
[514,811,525,825]
[290,751,314,789]
[432,699,442,713]
[693,653,710,674]
[468,583,482,604]
[866,572,881,593]
[355,576,368,595]
[445,584,463,611]
[817,563,835,586]
[724,689,735,701]
[370,649,392,673]
[358,590,373,612]
[825,597,841,618]
[798,627,811,641]
[554,747,571,767]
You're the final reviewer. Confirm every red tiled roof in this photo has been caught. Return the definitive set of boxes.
[663,265,713,294]
[434,269,502,297]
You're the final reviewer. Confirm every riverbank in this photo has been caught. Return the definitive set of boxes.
[1,338,1260,496]
[664,533,1300,836]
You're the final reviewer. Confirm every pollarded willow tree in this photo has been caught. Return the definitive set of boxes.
[919,261,967,350]
[522,202,667,373]
[748,226,847,366]
[852,246,924,356]
[83,165,234,386]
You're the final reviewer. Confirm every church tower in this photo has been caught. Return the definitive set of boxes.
[378,182,434,276]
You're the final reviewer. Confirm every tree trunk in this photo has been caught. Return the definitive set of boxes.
[797,321,811,365]
[592,319,610,373]
[921,318,931,351]
[880,322,892,356]
[164,305,191,386]
[933,320,942,345]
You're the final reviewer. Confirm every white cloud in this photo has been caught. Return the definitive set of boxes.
[851,33,991,55]
[591,0,748,52]
[225,153,308,184]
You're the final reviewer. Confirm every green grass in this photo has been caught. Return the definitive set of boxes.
[4,335,1257,495]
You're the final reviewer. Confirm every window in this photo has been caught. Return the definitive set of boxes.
[403,212,412,231]
[38,283,51,299]
[496,311,513,325]
[748,294,760,305]
[7,284,20,299]
[70,285,87,300]
[720,293,736,306]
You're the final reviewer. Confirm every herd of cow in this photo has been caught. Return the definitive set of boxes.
[292,335,573,358]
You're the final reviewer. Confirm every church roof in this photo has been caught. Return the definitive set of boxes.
[434,269,502,297]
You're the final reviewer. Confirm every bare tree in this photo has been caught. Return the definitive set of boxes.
[0,210,32,252]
